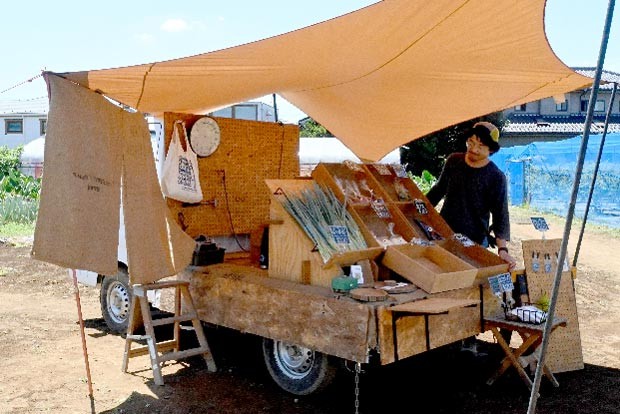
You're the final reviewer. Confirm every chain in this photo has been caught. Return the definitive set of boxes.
[354,362,361,414]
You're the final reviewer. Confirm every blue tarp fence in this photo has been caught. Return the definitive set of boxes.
[491,133,620,229]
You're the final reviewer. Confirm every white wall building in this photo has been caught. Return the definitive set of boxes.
[1,112,47,148]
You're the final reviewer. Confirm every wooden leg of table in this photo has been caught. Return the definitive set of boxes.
[487,327,536,390]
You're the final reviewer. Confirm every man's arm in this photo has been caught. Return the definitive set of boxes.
[496,238,516,270]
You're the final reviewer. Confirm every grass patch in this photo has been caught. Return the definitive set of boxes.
[0,221,35,239]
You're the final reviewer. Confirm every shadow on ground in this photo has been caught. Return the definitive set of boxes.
[97,329,620,414]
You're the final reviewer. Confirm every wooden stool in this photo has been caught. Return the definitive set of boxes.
[122,280,216,385]
[484,315,567,391]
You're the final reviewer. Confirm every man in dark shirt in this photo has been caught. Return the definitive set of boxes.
[426,121,516,354]
[426,121,516,269]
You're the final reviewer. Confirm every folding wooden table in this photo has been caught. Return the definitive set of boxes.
[484,315,567,390]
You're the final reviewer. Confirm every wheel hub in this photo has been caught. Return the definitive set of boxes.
[274,341,315,379]
[106,281,130,324]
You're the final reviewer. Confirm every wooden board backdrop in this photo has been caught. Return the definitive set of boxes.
[522,238,584,373]
[163,113,299,238]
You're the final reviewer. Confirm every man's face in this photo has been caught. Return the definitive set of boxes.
[465,135,491,164]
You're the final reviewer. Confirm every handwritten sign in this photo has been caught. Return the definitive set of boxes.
[530,217,549,231]
[414,199,428,215]
[371,199,392,219]
[329,226,350,245]
[392,164,408,178]
[488,272,514,296]
[454,233,475,247]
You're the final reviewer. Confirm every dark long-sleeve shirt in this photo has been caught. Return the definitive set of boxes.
[426,153,510,245]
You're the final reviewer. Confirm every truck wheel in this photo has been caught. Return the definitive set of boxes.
[100,268,132,334]
[262,338,336,395]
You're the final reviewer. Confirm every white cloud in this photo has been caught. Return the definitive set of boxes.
[160,18,189,33]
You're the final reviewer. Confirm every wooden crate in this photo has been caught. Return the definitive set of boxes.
[437,238,508,281]
[265,179,384,288]
[382,244,477,293]
[365,163,453,240]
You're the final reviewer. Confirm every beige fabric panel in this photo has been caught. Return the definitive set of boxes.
[33,75,195,284]
[121,111,195,284]
[60,0,591,161]
[32,74,123,275]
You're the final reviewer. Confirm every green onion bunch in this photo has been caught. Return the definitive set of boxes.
[280,184,367,262]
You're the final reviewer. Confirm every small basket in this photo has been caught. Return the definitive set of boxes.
[505,302,547,324]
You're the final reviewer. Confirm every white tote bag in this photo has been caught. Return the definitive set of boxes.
[161,120,203,203]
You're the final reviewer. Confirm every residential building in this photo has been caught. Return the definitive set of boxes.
[0,112,47,148]
[501,68,620,146]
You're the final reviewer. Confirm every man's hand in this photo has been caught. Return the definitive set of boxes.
[498,249,517,271]
[496,238,517,271]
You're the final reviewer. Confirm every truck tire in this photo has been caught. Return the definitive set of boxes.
[100,268,132,334]
[262,338,337,395]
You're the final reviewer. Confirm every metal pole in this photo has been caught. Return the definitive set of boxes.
[72,269,96,413]
[573,82,617,266]
[527,1,615,413]
[272,93,279,122]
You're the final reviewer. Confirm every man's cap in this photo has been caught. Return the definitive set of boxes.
[472,121,500,152]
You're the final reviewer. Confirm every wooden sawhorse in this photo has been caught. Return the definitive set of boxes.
[484,315,567,391]
[122,280,216,385]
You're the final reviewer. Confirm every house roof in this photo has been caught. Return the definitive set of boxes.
[574,67,620,88]
[504,114,620,135]
[52,0,592,161]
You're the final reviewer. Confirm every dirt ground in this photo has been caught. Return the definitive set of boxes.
[1,210,619,414]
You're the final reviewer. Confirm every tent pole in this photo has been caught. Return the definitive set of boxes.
[272,93,279,122]
[573,82,618,266]
[527,1,615,413]
[71,269,96,413]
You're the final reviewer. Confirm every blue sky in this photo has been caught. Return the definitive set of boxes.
[1,0,617,122]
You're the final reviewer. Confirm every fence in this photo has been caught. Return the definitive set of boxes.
[491,133,620,229]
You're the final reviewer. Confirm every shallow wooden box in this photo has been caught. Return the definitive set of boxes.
[437,238,508,281]
[382,244,477,293]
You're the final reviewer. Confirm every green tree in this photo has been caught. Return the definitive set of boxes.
[400,112,505,177]
[299,118,333,137]
[0,146,41,201]
[0,146,23,178]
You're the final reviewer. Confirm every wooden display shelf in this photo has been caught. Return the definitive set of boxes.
[396,202,453,242]
[349,203,414,247]
[382,244,477,293]
[437,238,508,281]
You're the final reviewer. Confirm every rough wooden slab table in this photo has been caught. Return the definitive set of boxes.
[483,315,567,391]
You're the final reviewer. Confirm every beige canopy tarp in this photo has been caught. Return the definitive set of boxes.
[58,0,592,161]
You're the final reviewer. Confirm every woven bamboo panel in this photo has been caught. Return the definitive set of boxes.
[162,112,299,238]
[522,238,584,373]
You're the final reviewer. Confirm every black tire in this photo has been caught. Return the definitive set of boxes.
[262,338,337,396]
[100,268,132,334]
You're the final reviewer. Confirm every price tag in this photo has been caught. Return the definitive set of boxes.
[343,160,364,172]
[414,199,428,215]
[454,233,475,247]
[373,164,392,176]
[488,272,514,295]
[329,225,350,245]
[371,199,392,219]
[530,217,549,231]
[392,164,408,178]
